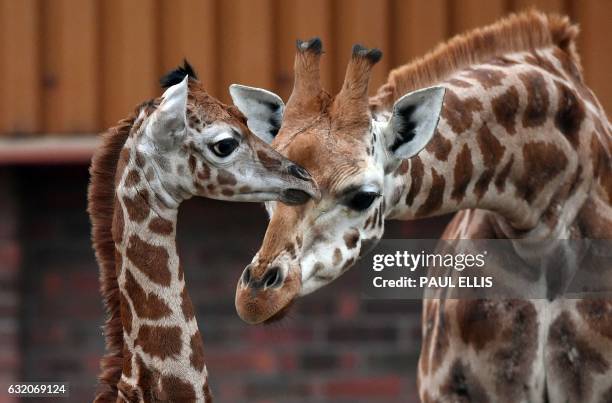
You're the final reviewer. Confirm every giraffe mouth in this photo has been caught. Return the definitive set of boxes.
[280,189,313,205]
[263,299,295,324]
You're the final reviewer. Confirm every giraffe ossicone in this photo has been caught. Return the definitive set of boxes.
[88,60,318,402]
[232,11,612,403]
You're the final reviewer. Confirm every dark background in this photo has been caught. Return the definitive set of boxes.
[0,166,448,402]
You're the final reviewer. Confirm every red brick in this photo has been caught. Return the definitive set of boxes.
[0,242,20,275]
[324,376,403,398]
[338,293,360,319]
[245,326,314,345]
[205,350,277,374]
[43,273,63,297]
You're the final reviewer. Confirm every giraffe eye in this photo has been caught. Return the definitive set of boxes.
[210,138,239,157]
[346,191,380,211]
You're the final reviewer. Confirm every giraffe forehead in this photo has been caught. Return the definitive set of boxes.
[186,85,247,130]
[275,124,372,189]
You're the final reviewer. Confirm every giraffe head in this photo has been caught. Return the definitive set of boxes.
[231,40,444,323]
[133,61,319,208]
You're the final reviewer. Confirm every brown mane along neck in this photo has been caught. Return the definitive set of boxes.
[371,10,580,111]
[87,111,137,402]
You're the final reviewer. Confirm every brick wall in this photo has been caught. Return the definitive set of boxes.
[5,165,448,403]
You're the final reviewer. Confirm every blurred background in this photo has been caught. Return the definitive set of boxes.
[0,0,610,402]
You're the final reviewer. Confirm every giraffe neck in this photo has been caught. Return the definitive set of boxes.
[382,48,597,238]
[113,143,209,402]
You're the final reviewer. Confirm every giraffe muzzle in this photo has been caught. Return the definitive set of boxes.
[241,265,284,290]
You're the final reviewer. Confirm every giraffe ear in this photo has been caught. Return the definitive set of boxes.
[147,75,188,148]
[384,86,445,160]
[229,84,285,144]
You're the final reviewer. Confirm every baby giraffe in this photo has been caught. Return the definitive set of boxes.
[87,62,318,402]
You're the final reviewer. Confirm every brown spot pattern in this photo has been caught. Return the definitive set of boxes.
[555,81,585,148]
[405,156,424,206]
[548,311,609,402]
[126,234,171,286]
[425,130,452,161]
[524,51,562,77]
[124,169,141,188]
[333,248,342,266]
[519,142,568,203]
[451,144,473,203]
[492,86,519,135]
[465,67,505,89]
[475,124,505,199]
[188,155,197,174]
[122,345,132,378]
[190,331,205,372]
[441,359,490,403]
[394,160,409,177]
[135,151,146,168]
[493,300,538,400]
[343,230,359,249]
[456,300,500,350]
[257,149,282,170]
[148,217,174,235]
[441,89,483,134]
[124,270,172,320]
[136,325,182,360]
[197,165,210,181]
[217,170,237,186]
[519,70,549,128]
[577,299,612,340]
[221,188,235,197]
[120,292,132,335]
[122,190,151,223]
[160,375,196,403]
[181,286,195,321]
[112,199,125,243]
[416,168,445,217]
[553,47,582,82]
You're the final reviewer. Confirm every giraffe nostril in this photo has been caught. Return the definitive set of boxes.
[288,164,311,181]
[242,267,252,285]
[263,267,283,288]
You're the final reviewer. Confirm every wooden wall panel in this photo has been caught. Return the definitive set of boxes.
[160,0,218,97]
[575,1,612,114]
[334,0,390,94]
[219,0,274,103]
[0,1,610,136]
[0,0,40,134]
[511,0,566,13]
[276,0,332,100]
[450,0,507,35]
[42,0,98,133]
[101,0,158,129]
[390,0,448,68]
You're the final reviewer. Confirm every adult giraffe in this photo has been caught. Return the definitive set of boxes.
[230,12,612,403]
[87,62,318,402]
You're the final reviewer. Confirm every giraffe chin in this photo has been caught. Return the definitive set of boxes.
[235,297,296,325]
[263,300,295,325]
